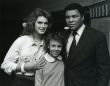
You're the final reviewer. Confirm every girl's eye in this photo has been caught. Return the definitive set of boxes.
[44,22,48,25]
[58,45,62,48]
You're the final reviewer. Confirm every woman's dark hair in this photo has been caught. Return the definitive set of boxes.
[44,32,64,53]
[64,3,84,17]
[22,8,52,36]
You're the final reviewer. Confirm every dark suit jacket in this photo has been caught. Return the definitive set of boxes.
[63,26,110,86]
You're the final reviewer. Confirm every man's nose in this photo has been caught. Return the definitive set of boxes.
[69,17,73,22]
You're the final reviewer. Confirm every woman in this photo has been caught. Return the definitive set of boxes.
[1,8,52,86]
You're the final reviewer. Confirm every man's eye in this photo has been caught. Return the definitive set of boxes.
[72,15,79,18]
[52,45,55,47]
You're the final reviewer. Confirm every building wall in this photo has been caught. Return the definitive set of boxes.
[34,0,105,11]
[91,17,110,53]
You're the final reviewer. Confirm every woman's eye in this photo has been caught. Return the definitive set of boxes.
[38,21,42,24]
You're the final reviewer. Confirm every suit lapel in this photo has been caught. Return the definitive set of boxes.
[67,27,90,66]
[76,26,90,49]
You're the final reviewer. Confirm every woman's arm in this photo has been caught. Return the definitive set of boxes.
[1,37,22,75]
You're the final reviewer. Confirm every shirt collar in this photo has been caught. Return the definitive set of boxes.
[77,24,85,36]
[44,53,62,62]
[70,24,85,36]
[30,35,44,46]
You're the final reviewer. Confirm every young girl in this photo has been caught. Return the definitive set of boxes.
[35,32,65,86]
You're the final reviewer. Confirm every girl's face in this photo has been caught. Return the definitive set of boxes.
[35,16,48,35]
[48,39,62,58]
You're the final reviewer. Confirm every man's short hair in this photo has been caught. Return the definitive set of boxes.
[64,3,84,17]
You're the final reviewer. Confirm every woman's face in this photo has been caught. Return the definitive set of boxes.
[48,39,62,58]
[35,16,48,35]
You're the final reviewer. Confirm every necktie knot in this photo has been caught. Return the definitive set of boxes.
[72,31,77,37]
[72,31,77,46]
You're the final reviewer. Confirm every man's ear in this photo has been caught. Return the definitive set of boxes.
[82,15,84,21]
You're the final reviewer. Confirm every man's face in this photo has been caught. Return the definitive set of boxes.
[65,9,84,31]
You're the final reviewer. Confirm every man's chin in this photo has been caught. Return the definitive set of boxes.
[70,28,76,31]
[70,27,79,31]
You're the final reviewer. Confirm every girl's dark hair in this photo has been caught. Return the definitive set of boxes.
[22,8,52,36]
[64,3,84,17]
[44,32,64,52]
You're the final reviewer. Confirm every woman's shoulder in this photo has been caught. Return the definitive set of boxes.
[14,35,32,43]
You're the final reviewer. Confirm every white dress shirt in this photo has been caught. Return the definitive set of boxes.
[1,35,45,75]
[66,24,85,56]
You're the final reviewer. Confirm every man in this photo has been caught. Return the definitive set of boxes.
[63,3,110,86]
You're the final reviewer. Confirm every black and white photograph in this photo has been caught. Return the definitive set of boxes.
[0,0,110,86]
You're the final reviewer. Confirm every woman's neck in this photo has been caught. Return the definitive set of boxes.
[33,32,43,42]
